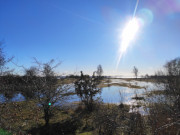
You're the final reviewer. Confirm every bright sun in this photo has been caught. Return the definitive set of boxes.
[121,18,140,53]
[117,17,140,68]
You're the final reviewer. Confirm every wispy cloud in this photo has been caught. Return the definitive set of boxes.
[48,2,104,26]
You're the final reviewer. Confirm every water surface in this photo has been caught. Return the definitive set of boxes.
[0,79,156,105]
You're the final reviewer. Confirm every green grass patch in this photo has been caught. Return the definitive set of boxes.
[0,128,11,135]
[77,131,92,135]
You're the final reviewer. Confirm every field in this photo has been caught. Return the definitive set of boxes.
[0,78,179,135]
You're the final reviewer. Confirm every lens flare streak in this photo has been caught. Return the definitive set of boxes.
[116,0,140,68]
[117,18,140,68]
[121,18,139,53]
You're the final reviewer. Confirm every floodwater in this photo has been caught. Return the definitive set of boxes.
[0,79,157,105]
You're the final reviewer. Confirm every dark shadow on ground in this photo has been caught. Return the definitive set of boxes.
[27,119,81,135]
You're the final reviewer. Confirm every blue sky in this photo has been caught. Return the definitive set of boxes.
[0,0,180,76]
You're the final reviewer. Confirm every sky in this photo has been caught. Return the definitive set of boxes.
[0,0,180,76]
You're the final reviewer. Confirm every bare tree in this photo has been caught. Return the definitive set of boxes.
[0,42,5,72]
[0,42,13,76]
[96,64,103,77]
[0,42,14,97]
[24,66,38,77]
[133,66,138,79]
[23,59,71,126]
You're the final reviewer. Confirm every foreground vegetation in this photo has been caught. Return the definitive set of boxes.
[0,100,146,135]
[1,97,179,135]
[0,44,179,135]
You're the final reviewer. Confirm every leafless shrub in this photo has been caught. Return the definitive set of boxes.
[24,58,71,127]
[147,57,180,135]
[133,66,138,79]
[97,64,103,77]
[0,41,14,76]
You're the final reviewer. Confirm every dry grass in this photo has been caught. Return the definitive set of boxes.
[0,100,73,134]
[144,90,165,97]
[99,82,145,89]
[120,78,157,83]
[57,78,76,85]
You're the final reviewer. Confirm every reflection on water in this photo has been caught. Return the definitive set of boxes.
[0,79,156,105]
[0,93,25,103]
[11,93,25,102]
[97,86,145,104]
[0,94,6,103]
[109,79,156,90]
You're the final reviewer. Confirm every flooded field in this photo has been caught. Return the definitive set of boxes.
[0,79,158,105]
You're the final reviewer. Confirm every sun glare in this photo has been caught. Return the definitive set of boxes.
[116,17,140,68]
[121,18,140,53]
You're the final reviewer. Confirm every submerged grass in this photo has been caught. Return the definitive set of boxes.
[99,82,145,89]
[120,78,157,83]
[145,90,165,97]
